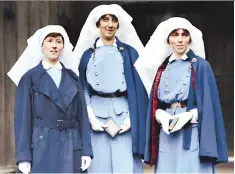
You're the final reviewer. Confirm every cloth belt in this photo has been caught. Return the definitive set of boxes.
[93,90,127,98]
[33,119,77,130]
[159,99,188,109]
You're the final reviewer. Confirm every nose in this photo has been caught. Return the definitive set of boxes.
[107,20,113,27]
[177,36,183,43]
[51,41,57,48]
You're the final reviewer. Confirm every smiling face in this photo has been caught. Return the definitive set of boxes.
[168,28,191,57]
[97,14,119,41]
[41,33,64,64]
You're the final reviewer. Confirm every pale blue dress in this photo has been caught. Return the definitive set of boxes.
[84,40,143,173]
[155,54,215,173]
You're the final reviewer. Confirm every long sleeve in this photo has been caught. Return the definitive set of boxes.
[14,73,33,164]
[77,78,93,157]
[83,80,91,106]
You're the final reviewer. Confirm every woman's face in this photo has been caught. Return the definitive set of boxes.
[98,14,119,40]
[41,35,64,62]
[168,28,191,56]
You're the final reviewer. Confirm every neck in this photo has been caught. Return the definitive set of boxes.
[44,58,59,65]
[174,52,185,59]
[100,36,115,46]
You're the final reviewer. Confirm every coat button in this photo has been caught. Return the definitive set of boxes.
[39,136,44,141]
[186,74,189,77]
[165,76,168,79]
[94,64,97,67]
[35,92,39,98]
[191,58,197,62]
[165,83,168,86]
[96,82,99,85]
[95,72,98,76]
[36,116,42,120]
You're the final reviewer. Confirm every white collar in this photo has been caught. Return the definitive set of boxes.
[169,48,190,63]
[42,60,62,70]
[96,37,117,48]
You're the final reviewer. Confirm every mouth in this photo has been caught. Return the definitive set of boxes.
[176,45,185,49]
[106,29,114,33]
[50,50,58,53]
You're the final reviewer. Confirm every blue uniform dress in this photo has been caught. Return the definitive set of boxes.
[84,39,143,173]
[155,53,215,173]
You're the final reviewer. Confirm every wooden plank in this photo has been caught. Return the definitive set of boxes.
[0,1,6,167]
[29,1,40,36]
[16,1,29,59]
[3,1,17,166]
[40,1,49,26]
[48,1,58,24]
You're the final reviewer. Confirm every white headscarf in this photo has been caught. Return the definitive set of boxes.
[7,25,74,86]
[134,17,205,96]
[72,4,144,68]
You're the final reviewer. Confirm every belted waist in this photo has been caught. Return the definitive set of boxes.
[159,99,188,109]
[93,90,127,98]
[33,119,77,130]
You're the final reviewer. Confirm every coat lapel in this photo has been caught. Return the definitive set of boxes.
[59,68,78,109]
[183,50,199,150]
[32,61,78,115]
[33,66,67,114]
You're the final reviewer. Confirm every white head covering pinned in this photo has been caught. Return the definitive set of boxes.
[7,25,74,86]
[134,17,205,96]
[72,4,144,67]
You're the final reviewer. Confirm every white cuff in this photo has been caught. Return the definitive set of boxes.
[189,108,198,123]
[87,105,95,120]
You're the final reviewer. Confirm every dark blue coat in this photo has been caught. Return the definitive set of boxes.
[144,49,228,164]
[79,37,149,157]
[14,61,93,173]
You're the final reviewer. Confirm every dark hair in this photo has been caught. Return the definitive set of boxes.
[96,14,119,28]
[167,28,191,44]
[43,33,64,45]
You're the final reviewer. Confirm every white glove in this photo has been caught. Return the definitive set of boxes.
[80,156,91,171]
[119,113,131,134]
[155,109,172,135]
[87,105,108,131]
[170,112,193,133]
[189,108,198,123]
[18,162,31,174]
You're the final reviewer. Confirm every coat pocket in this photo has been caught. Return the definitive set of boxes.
[31,127,46,151]
[111,97,129,115]
[31,127,48,166]
[91,96,109,118]
[72,128,82,150]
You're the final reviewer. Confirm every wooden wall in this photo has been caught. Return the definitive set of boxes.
[0,1,233,171]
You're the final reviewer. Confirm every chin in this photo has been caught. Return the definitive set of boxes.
[176,49,187,54]
[49,57,59,61]
[104,34,115,40]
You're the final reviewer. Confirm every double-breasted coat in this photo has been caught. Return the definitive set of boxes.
[14,61,93,173]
